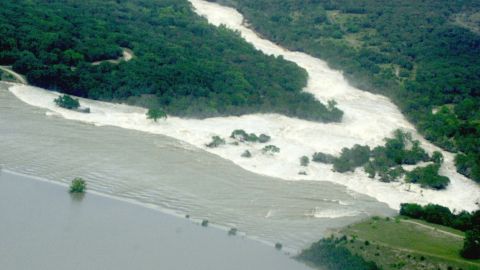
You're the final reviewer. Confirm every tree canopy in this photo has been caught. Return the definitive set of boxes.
[0,0,342,123]
[220,0,480,183]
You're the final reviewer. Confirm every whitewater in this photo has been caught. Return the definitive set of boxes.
[6,0,480,212]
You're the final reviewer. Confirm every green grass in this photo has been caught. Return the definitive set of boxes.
[340,217,480,270]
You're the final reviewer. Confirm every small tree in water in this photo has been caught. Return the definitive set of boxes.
[54,95,80,110]
[146,108,167,122]
[69,177,86,193]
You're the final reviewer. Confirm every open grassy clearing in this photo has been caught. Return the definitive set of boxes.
[339,216,480,270]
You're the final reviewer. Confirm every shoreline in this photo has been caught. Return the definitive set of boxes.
[0,168,297,253]
[0,169,313,270]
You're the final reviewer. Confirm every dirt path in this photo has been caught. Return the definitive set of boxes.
[400,219,464,239]
[0,66,27,84]
[92,48,134,65]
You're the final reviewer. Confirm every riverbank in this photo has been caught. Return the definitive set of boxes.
[0,170,313,270]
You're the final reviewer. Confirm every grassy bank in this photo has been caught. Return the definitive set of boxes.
[336,216,479,270]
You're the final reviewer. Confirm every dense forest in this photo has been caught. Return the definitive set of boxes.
[0,0,343,122]
[216,0,480,183]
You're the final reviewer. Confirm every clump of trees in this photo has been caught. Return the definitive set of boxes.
[230,129,270,143]
[54,95,80,110]
[400,203,480,259]
[405,164,450,190]
[262,145,280,155]
[69,177,86,193]
[333,144,371,173]
[312,130,449,189]
[146,108,167,122]
[206,136,226,148]
[297,236,381,270]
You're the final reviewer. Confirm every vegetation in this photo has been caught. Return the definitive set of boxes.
[54,95,80,110]
[146,108,167,122]
[275,242,283,250]
[228,228,238,236]
[337,216,480,270]
[312,152,336,164]
[400,203,480,232]
[262,145,280,155]
[218,0,480,184]
[241,150,252,158]
[461,229,480,259]
[314,130,447,188]
[401,203,480,260]
[206,136,226,148]
[300,155,310,167]
[0,0,343,123]
[69,177,87,193]
[230,129,270,143]
[405,164,450,190]
[333,144,371,173]
[297,236,380,270]
[201,219,209,227]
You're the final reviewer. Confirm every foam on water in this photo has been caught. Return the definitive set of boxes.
[6,0,480,212]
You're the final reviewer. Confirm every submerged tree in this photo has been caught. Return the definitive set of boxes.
[54,95,80,110]
[69,177,87,193]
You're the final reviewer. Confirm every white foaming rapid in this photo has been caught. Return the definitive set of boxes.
[7,0,480,212]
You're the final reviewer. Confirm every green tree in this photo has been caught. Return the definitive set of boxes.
[54,95,80,110]
[146,108,167,122]
[461,229,480,259]
[69,177,87,193]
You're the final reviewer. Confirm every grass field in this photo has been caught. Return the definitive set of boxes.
[339,216,480,270]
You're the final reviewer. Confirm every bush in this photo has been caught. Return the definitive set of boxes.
[275,242,283,250]
[69,177,86,193]
[54,95,80,110]
[300,156,310,166]
[201,219,209,227]
[228,228,238,236]
[241,150,252,158]
[312,152,336,164]
[258,134,271,143]
[262,145,280,154]
[206,136,225,148]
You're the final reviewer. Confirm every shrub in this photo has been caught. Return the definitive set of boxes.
[312,152,336,164]
[241,150,252,158]
[69,177,86,193]
[201,219,209,227]
[262,145,280,154]
[275,242,283,250]
[206,136,225,148]
[228,228,238,236]
[54,95,80,110]
[258,134,271,143]
[300,156,310,166]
